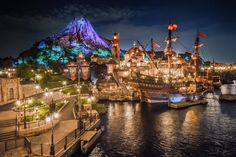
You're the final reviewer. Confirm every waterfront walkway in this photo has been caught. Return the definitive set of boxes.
[29,120,77,156]
[27,118,100,156]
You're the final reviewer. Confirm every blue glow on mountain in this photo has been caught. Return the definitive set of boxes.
[92,48,111,57]
[52,45,63,52]
[38,41,47,49]
[16,17,113,66]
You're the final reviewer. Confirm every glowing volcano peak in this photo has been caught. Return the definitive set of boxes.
[53,17,111,49]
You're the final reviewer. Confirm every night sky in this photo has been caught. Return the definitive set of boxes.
[0,0,235,63]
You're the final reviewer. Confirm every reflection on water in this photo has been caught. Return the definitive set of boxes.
[87,95,236,157]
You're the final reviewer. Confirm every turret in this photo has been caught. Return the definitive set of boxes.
[111,33,120,65]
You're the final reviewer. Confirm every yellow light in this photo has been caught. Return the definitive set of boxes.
[16,100,21,106]
[54,113,59,119]
[28,99,32,104]
[91,96,95,101]
[46,117,51,122]
[62,81,67,85]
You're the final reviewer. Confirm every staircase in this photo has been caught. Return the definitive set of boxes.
[0,119,17,142]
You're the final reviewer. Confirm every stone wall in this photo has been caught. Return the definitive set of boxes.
[21,84,42,98]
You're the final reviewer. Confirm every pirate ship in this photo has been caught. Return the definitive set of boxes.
[93,21,212,103]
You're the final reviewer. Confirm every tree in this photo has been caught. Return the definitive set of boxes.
[16,64,34,80]
[48,60,61,73]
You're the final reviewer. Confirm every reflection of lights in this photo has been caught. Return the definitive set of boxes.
[35,85,40,89]
[49,92,53,95]
[182,110,200,137]
[44,92,48,96]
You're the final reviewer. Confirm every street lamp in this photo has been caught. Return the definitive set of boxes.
[50,99,56,156]
[35,85,40,94]
[22,94,27,129]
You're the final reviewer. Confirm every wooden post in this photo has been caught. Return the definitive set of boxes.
[41,144,43,156]
[74,129,77,139]
[4,141,7,151]
[64,136,67,150]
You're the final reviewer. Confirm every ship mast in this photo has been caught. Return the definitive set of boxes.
[192,33,200,82]
[150,38,155,75]
[165,23,177,83]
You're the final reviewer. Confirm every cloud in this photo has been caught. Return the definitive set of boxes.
[0,3,235,63]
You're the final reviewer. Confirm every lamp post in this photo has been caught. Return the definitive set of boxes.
[15,100,21,132]
[22,94,27,129]
[35,85,40,94]
[76,52,83,127]
[50,99,56,156]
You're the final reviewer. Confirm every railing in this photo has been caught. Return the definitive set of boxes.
[18,119,47,130]
[29,116,99,156]
[0,138,25,156]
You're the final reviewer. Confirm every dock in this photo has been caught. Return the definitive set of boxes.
[168,99,208,109]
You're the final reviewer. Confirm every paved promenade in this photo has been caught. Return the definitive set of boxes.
[29,120,77,144]
[0,111,16,121]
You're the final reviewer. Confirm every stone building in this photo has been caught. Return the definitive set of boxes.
[0,78,21,104]
[0,78,41,105]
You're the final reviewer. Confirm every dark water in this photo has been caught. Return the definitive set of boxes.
[88,94,236,157]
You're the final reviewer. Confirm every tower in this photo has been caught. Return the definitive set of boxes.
[111,33,120,64]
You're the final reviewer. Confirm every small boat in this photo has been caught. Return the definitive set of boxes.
[80,129,103,154]
[80,127,104,156]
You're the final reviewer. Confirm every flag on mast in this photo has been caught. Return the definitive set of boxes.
[197,32,207,37]
[151,41,161,48]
